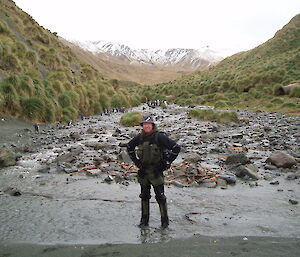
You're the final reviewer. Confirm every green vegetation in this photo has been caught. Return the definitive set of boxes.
[120,111,142,127]
[188,108,239,123]
[1,0,299,123]
[0,0,142,123]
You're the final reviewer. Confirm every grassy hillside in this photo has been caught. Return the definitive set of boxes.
[134,14,300,113]
[0,0,139,123]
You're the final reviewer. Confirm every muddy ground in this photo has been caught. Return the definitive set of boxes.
[0,104,299,257]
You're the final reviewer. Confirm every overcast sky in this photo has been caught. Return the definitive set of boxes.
[13,0,300,56]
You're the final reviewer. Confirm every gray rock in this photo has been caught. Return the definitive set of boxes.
[86,127,95,134]
[217,173,237,184]
[172,181,185,188]
[4,187,21,196]
[200,182,217,188]
[93,157,102,166]
[217,178,227,187]
[56,153,76,163]
[70,131,81,140]
[231,134,243,140]
[269,180,279,185]
[121,181,130,186]
[264,164,278,170]
[266,151,297,168]
[56,162,73,172]
[225,153,250,165]
[184,152,202,162]
[104,175,114,183]
[64,168,78,173]
[285,173,298,180]
[235,164,260,180]
[86,169,102,176]
[190,181,200,187]
[118,150,132,163]
[69,145,84,155]
[37,166,51,173]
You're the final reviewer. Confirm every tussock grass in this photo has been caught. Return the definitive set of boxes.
[120,111,142,127]
[20,97,44,119]
[188,108,239,123]
[0,20,10,34]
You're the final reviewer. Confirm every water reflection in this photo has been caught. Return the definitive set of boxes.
[139,227,173,244]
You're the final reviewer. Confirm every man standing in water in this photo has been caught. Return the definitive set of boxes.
[127,115,181,228]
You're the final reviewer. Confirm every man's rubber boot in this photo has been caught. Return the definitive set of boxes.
[139,199,149,227]
[158,199,169,229]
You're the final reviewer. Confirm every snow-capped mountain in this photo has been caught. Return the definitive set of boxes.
[70,40,223,69]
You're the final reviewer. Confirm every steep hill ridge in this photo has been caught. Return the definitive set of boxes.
[134,14,300,112]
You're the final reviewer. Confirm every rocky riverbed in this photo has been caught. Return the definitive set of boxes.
[0,104,299,256]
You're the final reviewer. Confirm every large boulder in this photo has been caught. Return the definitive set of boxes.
[266,151,297,168]
[235,164,260,180]
[0,147,17,168]
[225,153,250,166]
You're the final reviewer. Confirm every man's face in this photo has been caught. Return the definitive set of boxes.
[143,122,153,133]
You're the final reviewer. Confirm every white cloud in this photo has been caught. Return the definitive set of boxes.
[13,0,300,56]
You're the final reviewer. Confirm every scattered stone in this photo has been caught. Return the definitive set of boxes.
[217,173,237,184]
[183,152,202,162]
[37,166,51,174]
[104,175,114,183]
[285,173,297,180]
[171,181,185,188]
[225,153,250,165]
[118,150,132,163]
[121,180,130,186]
[70,131,81,140]
[266,151,296,168]
[56,162,73,172]
[86,169,102,176]
[231,133,243,140]
[200,182,217,188]
[235,164,260,180]
[4,187,21,196]
[69,145,84,155]
[217,178,227,187]
[56,153,76,163]
[190,181,200,187]
[64,168,78,173]
[119,141,128,147]
[86,127,95,134]
[93,157,102,166]
[264,164,278,170]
